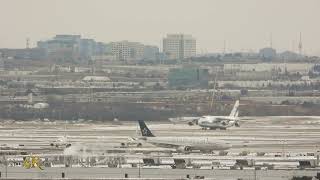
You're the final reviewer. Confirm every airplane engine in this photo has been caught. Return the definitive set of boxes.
[178,146,192,152]
[120,142,127,147]
[188,122,194,126]
[235,122,240,127]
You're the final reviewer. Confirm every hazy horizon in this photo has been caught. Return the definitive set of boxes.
[1,0,319,55]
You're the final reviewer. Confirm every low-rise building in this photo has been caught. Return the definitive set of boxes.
[168,67,209,89]
[0,48,46,60]
[111,41,159,62]
[82,76,110,82]
[223,63,314,75]
[37,35,109,62]
[259,47,277,61]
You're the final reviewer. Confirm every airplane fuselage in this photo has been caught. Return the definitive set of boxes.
[198,116,239,129]
[168,117,199,124]
[140,136,231,151]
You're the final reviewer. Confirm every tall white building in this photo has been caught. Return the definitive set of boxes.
[163,34,196,60]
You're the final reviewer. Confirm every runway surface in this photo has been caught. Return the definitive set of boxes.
[0,116,320,154]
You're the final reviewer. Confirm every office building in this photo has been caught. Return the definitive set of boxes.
[259,47,277,61]
[163,34,196,60]
[143,45,159,61]
[111,41,131,61]
[37,35,108,62]
[111,41,158,62]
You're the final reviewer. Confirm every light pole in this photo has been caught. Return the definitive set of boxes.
[281,140,287,157]
[138,161,141,178]
[4,154,7,178]
[254,165,257,180]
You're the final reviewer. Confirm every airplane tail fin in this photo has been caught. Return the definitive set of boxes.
[138,120,155,137]
[235,110,239,118]
[229,100,240,117]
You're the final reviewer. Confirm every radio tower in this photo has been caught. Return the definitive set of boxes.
[298,32,303,55]
[26,38,30,49]
[223,40,226,55]
[270,33,273,48]
[26,38,31,59]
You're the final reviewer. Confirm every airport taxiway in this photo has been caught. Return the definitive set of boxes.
[0,117,320,179]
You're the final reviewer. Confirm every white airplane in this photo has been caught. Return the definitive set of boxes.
[136,120,231,152]
[50,121,71,148]
[33,102,49,109]
[198,100,240,130]
[50,136,71,148]
[19,102,49,109]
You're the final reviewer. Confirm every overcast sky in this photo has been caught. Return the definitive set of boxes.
[1,0,319,55]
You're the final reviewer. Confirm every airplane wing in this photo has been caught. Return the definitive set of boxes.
[215,118,231,123]
[168,117,200,124]
[149,142,181,149]
[239,117,255,120]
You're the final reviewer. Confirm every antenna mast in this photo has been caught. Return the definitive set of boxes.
[270,33,273,48]
[26,38,30,49]
[298,32,303,55]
